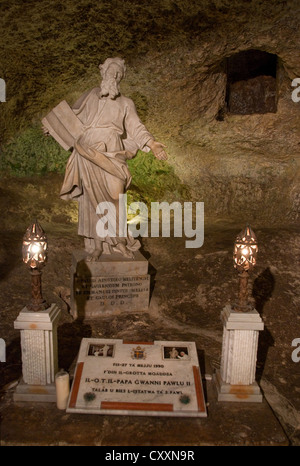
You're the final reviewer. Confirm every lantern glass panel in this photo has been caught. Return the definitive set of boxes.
[233,225,258,272]
[22,222,48,269]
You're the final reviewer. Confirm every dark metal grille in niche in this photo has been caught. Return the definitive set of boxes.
[225,49,278,115]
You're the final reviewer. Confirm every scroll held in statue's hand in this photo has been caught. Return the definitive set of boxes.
[42,100,83,151]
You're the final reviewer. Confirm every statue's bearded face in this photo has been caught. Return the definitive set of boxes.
[100,64,123,99]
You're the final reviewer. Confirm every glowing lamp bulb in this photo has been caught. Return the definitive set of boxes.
[31,243,41,254]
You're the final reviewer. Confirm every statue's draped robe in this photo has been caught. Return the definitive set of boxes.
[60,88,153,254]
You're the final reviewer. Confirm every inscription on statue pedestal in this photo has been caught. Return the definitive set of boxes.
[70,250,150,319]
[67,338,207,417]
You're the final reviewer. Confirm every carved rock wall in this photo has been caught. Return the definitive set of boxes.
[1,0,299,225]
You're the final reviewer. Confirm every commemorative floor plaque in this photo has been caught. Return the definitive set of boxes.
[67,338,207,417]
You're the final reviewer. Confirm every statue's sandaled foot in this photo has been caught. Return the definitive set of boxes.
[117,242,134,259]
[86,247,103,262]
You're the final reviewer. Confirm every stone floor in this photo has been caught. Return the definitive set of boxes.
[0,194,299,446]
[1,369,288,446]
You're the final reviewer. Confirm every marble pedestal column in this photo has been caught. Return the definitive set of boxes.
[214,305,264,402]
[13,303,61,402]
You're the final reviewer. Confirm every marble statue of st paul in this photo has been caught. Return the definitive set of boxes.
[43,57,167,260]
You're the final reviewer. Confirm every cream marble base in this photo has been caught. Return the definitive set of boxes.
[13,379,57,402]
[214,370,263,402]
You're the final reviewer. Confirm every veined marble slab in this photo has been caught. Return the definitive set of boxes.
[67,338,207,417]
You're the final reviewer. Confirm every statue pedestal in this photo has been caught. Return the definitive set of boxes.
[70,250,150,319]
[214,305,264,402]
[13,303,61,402]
